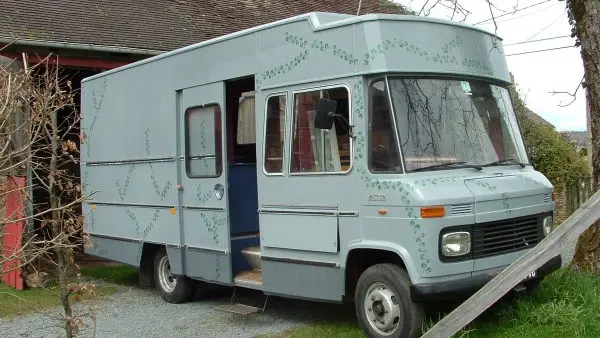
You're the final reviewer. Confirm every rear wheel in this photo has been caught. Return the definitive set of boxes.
[153,247,195,303]
[355,264,425,338]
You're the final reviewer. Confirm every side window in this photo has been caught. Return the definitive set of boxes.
[263,94,287,174]
[185,104,222,177]
[290,86,351,173]
[369,80,401,172]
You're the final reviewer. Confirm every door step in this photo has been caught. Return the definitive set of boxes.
[214,287,270,315]
[215,303,264,315]
[234,269,262,288]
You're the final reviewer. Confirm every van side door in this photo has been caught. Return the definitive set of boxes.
[178,82,232,284]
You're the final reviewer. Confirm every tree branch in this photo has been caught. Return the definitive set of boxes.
[549,75,585,107]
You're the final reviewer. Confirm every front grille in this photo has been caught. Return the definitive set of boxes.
[472,215,541,259]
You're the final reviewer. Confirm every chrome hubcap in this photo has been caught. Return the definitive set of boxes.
[158,256,176,292]
[364,282,402,335]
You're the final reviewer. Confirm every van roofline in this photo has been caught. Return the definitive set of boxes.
[82,12,501,83]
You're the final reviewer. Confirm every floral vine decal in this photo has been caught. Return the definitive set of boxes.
[257,32,494,91]
[260,49,310,83]
[407,207,432,273]
[113,128,173,202]
[501,192,512,215]
[196,184,212,203]
[349,75,433,273]
[353,79,365,119]
[82,77,106,159]
[471,179,498,191]
[285,32,359,65]
[116,165,135,201]
[126,208,161,261]
[199,212,226,245]
[86,208,97,233]
[145,129,172,201]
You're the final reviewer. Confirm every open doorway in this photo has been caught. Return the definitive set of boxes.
[224,76,260,279]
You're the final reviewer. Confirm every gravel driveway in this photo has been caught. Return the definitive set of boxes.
[0,282,355,338]
[0,240,579,338]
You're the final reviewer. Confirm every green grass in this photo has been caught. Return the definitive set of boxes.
[267,268,600,338]
[0,265,137,318]
[0,282,116,318]
[80,265,139,285]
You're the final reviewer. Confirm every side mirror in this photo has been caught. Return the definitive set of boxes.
[314,98,337,130]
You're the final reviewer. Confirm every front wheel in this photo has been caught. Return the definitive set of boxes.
[355,264,425,338]
[153,247,195,303]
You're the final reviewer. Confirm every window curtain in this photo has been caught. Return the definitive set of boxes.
[294,96,315,171]
[237,91,256,144]
[309,112,341,172]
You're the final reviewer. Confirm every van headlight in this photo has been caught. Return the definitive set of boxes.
[441,232,471,257]
[542,215,553,236]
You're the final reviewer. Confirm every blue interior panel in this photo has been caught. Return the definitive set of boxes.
[228,164,259,236]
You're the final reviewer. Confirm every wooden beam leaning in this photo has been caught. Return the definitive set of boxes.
[421,189,600,338]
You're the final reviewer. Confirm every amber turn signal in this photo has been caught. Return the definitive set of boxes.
[420,206,445,218]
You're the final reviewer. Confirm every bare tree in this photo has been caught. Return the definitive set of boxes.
[0,53,95,337]
[562,0,600,271]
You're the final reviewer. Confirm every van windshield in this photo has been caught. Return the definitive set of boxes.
[368,77,529,173]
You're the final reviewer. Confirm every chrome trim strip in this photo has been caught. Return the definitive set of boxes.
[262,91,289,177]
[258,208,337,216]
[182,205,225,211]
[85,157,176,166]
[385,76,406,174]
[166,243,181,249]
[186,246,228,255]
[188,155,216,160]
[338,211,359,217]
[258,207,357,217]
[87,232,140,243]
[86,201,175,209]
[262,255,339,267]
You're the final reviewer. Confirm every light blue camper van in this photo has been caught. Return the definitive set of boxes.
[80,11,560,338]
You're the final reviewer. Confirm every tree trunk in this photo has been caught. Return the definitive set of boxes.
[49,106,73,338]
[569,0,600,271]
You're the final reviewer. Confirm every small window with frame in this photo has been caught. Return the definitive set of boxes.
[185,104,223,177]
[368,80,402,172]
[290,86,351,174]
[263,93,287,174]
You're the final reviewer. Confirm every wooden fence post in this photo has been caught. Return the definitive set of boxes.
[421,189,600,338]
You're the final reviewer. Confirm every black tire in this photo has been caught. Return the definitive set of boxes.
[153,247,195,303]
[355,264,425,338]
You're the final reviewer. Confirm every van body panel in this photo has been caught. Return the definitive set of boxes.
[260,212,339,253]
[80,12,557,305]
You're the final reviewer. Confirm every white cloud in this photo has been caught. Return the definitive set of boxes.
[394,0,587,131]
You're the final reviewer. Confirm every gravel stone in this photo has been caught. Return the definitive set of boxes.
[0,283,354,338]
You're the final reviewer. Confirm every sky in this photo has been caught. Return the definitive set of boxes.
[393,0,587,131]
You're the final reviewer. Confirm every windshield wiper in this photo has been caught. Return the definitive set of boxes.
[481,158,527,168]
[411,161,483,172]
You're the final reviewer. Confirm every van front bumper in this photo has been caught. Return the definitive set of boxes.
[410,254,562,303]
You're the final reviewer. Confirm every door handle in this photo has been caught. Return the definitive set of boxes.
[214,183,224,200]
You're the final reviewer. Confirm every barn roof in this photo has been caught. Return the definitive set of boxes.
[0,0,410,53]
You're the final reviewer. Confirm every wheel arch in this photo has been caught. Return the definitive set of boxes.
[138,242,162,287]
[344,241,418,299]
